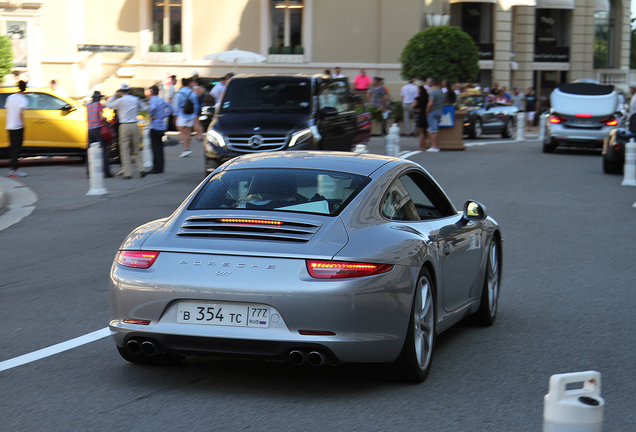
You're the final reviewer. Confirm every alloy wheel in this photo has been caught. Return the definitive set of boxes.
[413,276,435,370]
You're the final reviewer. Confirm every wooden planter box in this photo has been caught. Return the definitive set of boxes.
[438,109,465,151]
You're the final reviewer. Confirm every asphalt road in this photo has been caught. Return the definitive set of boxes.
[1,136,635,431]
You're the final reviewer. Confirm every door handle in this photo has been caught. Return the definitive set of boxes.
[442,243,452,256]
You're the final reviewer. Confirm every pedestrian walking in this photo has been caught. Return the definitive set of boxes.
[412,85,429,151]
[191,76,206,140]
[146,85,173,174]
[5,80,29,177]
[86,91,112,177]
[106,83,147,179]
[524,87,538,132]
[174,77,199,158]
[401,79,419,136]
[426,78,444,152]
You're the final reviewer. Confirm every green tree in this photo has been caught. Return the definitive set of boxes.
[0,35,14,81]
[400,26,479,83]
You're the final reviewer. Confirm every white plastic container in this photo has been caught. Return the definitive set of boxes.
[544,371,604,432]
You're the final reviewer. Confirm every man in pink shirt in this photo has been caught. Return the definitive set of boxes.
[353,69,372,93]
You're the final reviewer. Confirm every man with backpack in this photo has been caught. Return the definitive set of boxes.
[174,77,199,158]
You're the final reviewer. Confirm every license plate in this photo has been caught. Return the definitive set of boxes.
[575,120,592,125]
[177,302,269,328]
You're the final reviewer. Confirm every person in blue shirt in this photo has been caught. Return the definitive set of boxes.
[146,85,173,173]
[173,78,199,158]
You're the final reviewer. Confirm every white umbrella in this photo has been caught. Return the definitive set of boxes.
[204,48,267,72]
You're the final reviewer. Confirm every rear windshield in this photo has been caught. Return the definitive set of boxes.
[220,78,312,113]
[190,168,370,216]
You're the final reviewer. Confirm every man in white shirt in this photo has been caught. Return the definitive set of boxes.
[628,82,636,115]
[332,67,345,79]
[5,80,29,177]
[400,79,419,136]
[106,83,147,179]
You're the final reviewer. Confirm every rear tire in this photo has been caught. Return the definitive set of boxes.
[543,137,557,153]
[394,268,436,383]
[602,157,622,174]
[473,240,501,327]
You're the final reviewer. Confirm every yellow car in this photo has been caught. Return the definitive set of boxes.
[0,86,88,160]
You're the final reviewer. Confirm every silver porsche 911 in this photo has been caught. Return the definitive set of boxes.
[109,151,502,382]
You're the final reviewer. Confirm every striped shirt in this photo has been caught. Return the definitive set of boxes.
[86,101,103,130]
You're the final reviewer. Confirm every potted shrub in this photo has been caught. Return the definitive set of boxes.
[294,46,304,55]
[281,46,292,54]
[269,46,279,54]
[149,44,160,52]
[161,44,172,52]
[172,44,182,53]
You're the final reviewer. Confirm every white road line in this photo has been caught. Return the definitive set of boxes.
[0,327,111,372]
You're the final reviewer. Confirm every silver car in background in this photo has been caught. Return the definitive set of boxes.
[543,82,623,153]
[109,152,503,383]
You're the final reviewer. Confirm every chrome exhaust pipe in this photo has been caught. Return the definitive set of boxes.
[141,340,159,356]
[126,339,142,355]
[288,349,306,366]
[307,350,326,367]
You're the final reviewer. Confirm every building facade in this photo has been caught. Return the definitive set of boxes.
[0,0,631,100]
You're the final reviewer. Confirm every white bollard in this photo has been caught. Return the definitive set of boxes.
[543,371,604,432]
[621,138,636,186]
[353,144,368,153]
[86,142,108,196]
[516,112,525,141]
[141,125,153,172]
[389,123,401,157]
[539,113,547,142]
[385,129,395,156]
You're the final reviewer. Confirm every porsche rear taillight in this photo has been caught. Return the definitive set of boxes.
[306,260,394,279]
[116,251,160,269]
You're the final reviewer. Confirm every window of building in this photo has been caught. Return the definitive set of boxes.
[449,3,493,45]
[594,0,614,69]
[271,0,303,51]
[534,9,570,63]
[152,0,182,47]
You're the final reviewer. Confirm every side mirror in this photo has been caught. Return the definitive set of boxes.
[461,200,487,224]
[61,104,76,113]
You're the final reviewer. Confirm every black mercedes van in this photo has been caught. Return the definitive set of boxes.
[203,74,359,174]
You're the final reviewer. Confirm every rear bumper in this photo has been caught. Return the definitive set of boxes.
[546,124,613,149]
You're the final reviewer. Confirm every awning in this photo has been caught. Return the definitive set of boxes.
[449,0,496,4]
[535,0,574,9]
[77,45,135,54]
